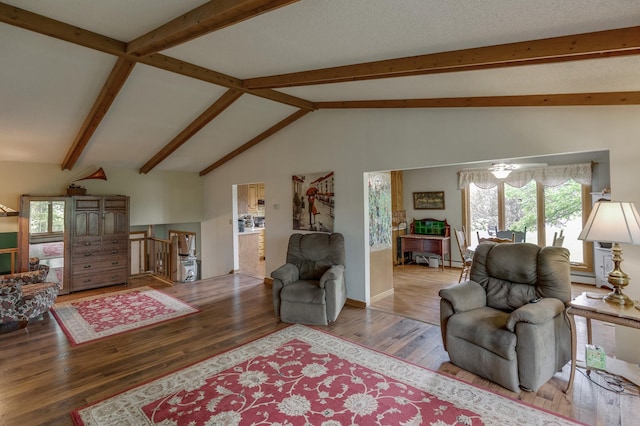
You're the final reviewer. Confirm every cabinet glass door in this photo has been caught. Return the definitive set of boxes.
[20,196,70,295]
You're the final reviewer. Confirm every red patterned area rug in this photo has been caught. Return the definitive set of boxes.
[52,286,199,346]
[72,325,582,426]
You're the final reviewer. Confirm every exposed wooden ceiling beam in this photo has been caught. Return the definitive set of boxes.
[244,26,640,89]
[1,1,313,173]
[316,92,640,109]
[138,54,315,110]
[0,2,126,56]
[61,58,136,171]
[0,2,314,111]
[200,109,311,176]
[139,89,244,174]
[127,0,300,56]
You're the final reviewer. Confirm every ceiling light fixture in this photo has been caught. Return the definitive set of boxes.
[489,163,517,179]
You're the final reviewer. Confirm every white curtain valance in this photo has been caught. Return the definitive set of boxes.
[458,163,592,189]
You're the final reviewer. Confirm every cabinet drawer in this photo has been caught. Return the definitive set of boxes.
[102,247,128,257]
[72,255,128,275]
[104,198,127,210]
[102,237,129,249]
[72,269,128,291]
[72,247,103,259]
[73,238,102,250]
[402,239,424,251]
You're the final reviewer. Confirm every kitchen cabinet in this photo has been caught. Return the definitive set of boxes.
[248,184,258,212]
[258,183,265,201]
[238,231,260,275]
[238,183,264,214]
[237,185,249,214]
[247,183,265,213]
[258,228,265,260]
[69,196,130,292]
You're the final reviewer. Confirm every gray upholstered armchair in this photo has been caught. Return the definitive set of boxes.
[272,233,346,325]
[439,242,571,393]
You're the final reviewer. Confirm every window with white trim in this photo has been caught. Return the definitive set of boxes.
[460,163,592,267]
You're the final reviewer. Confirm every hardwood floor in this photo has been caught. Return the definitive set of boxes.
[0,266,637,425]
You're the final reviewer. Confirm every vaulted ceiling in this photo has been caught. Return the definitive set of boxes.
[1,1,639,176]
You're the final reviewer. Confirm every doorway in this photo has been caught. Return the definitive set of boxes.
[234,182,266,279]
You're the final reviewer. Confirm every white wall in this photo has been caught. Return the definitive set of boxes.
[201,106,640,362]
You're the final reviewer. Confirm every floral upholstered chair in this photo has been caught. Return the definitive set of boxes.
[0,262,59,328]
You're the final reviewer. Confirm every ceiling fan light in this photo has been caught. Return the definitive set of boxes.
[491,169,512,179]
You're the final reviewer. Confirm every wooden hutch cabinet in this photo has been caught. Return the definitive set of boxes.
[69,196,130,292]
[19,194,130,294]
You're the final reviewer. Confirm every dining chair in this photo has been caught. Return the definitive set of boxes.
[478,234,515,244]
[497,228,526,243]
[454,227,473,283]
[552,230,565,247]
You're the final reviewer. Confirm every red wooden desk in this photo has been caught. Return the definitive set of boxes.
[400,234,451,271]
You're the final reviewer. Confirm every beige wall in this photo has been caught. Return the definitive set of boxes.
[0,163,203,233]
[200,106,640,362]
[3,105,640,362]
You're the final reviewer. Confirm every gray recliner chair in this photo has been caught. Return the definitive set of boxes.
[272,233,346,325]
[439,242,571,393]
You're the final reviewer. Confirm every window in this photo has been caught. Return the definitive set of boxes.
[468,184,498,246]
[29,200,65,236]
[460,163,592,269]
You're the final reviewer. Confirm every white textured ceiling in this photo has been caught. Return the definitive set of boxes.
[1,0,639,173]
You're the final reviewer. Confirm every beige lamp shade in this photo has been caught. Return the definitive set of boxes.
[578,201,640,244]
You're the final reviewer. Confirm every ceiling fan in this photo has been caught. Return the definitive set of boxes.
[461,162,548,179]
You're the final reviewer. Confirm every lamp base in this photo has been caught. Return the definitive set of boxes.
[603,289,634,306]
[603,243,634,306]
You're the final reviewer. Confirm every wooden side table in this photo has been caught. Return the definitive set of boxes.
[564,292,640,394]
[399,234,451,270]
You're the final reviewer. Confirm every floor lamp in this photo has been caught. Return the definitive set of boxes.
[578,201,640,306]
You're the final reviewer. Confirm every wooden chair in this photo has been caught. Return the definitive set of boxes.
[497,228,526,242]
[454,227,473,283]
[552,230,565,247]
[477,232,515,244]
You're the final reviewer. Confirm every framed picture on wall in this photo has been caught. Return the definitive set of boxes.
[413,191,445,210]
[292,171,334,232]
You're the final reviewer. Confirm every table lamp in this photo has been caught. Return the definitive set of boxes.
[578,201,640,306]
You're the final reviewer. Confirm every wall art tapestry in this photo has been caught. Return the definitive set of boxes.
[368,172,392,250]
[292,172,334,232]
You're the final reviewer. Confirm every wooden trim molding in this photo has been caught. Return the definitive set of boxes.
[345,298,367,309]
[370,288,395,304]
